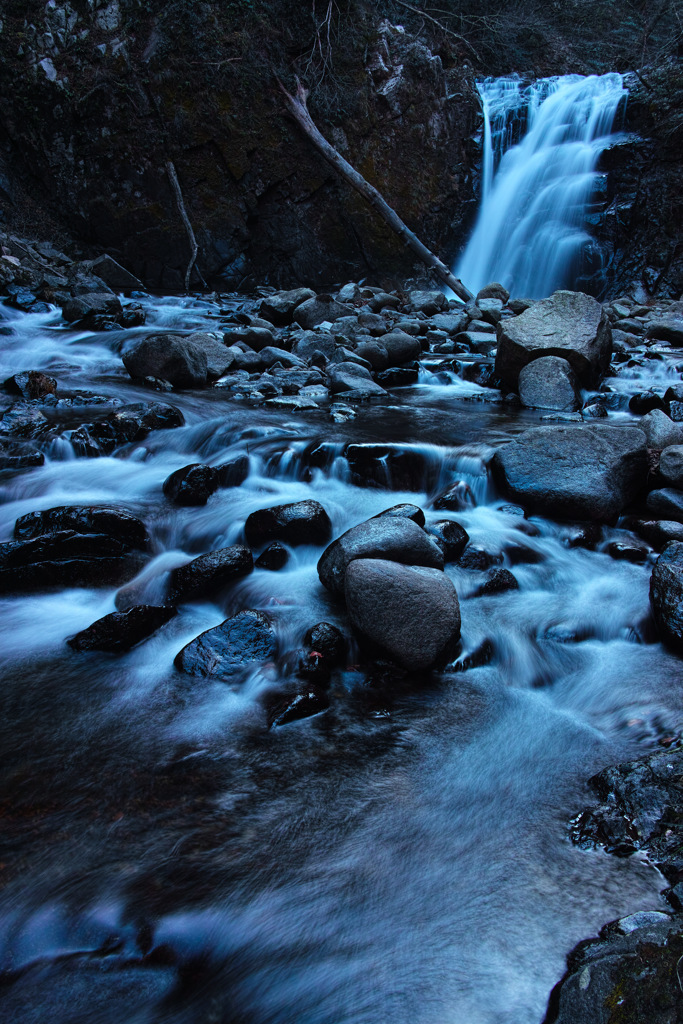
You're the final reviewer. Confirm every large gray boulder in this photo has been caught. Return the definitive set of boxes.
[639,409,683,449]
[186,332,235,378]
[122,334,208,388]
[318,515,444,596]
[294,294,352,330]
[495,290,611,390]
[517,355,580,411]
[381,331,422,366]
[659,446,683,488]
[492,424,647,521]
[327,364,386,398]
[650,541,683,650]
[345,558,460,670]
[645,316,683,346]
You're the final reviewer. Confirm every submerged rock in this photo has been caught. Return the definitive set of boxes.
[245,500,331,547]
[14,505,148,549]
[168,545,253,603]
[163,464,219,506]
[174,609,277,679]
[345,558,461,671]
[68,605,176,652]
[491,424,647,521]
[255,542,289,571]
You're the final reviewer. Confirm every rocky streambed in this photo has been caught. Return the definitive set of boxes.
[3,242,683,1022]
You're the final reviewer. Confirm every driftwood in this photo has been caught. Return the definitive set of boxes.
[278,79,473,302]
[166,160,199,293]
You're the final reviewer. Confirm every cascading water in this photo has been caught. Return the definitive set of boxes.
[456,73,628,299]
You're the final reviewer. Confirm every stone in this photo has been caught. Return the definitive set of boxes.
[0,440,44,471]
[344,558,460,671]
[122,334,208,388]
[337,283,361,303]
[432,481,476,511]
[426,520,469,562]
[292,330,335,362]
[163,464,219,506]
[14,505,148,549]
[0,404,50,439]
[659,446,683,488]
[355,340,389,370]
[631,519,683,550]
[628,390,664,414]
[327,366,386,398]
[168,545,253,603]
[458,545,503,570]
[408,290,447,315]
[606,540,648,564]
[495,290,611,389]
[174,609,277,679]
[476,282,509,303]
[259,288,316,326]
[223,326,276,352]
[492,424,647,521]
[476,298,504,325]
[3,370,57,400]
[185,332,235,377]
[86,255,144,293]
[255,542,289,571]
[375,366,419,387]
[245,500,332,547]
[303,621,347,665]
[380,331,422,365]
[258,346,305,369]
[368,291,400,313]
[61,292,122,324]
[646,317,683,346]
[217,454,249,488]
[68,604,176,652]
[294,295,352,330]
[639,409,683,449]
[517,355,580,411]
[473,568,519,596]
[345,443,434,491]
[0,529,144,593]
[318,515,444,596]
[646,488,683,521]
[265,684,330,727]
[372,504,426,526]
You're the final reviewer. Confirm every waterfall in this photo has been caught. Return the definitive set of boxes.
[456,73,627,299]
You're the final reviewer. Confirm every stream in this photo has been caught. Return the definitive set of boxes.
[1,293,683,1024]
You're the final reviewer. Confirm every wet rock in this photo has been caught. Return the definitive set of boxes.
[408,290,447,316]
[380,331,422,365]
[492,424,647,521]
[631,518,683,550]
[0,403,50,439]
[163,464,219,506]
[122,334,208,388]
[168,545,253,604]
[255,542,289,571]
[368,291,400,313]
[14,505,148,549]
[0,439,44,471]
[0,537,144,592]
[646,316,683,346]
[345,558,460,671]
[495,290,611,390]
[3,370,57,400]
[217,454,249,488]
[476,283,509,303]
[477,298,504,325]
[223,325,276,352]
[426,519,469,562]
[458,545,504,570]
[245,499,331,547]
[628,390,664,414]
[646,488,683,521]
[355,340,389,370]
[345,443,432,491]
[294,295,352,330]
[185,332,235,377]
[639,409,683,449]
[61,292,122,325]
[265,684,330,727]
[303,621,347,666]
[259,288,316,326]
[473,567,519,595]
[518,355,580,411]
[292,330,335,362]
[327,365,386,399]
[174,609,277,680]
[650,541,683,649]
[258,346,305,370]
[373,503,426,526]
[606,540,648,564]
[375,366,419,387]
[68,604,176,652]
[432,481,476,511]
[318,515,444,597]
[659,446,683,488]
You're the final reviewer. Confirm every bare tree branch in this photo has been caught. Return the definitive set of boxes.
[166,160,199,294]
[393,0,481,63]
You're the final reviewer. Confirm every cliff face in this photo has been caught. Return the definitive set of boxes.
[0,1,479,291]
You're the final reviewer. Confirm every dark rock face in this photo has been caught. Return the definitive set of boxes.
[68,605,176,652]
[168,545,253,603]
[318,515,444,596]
[495,291,611,390]
[174,610,277,680]
[517,355,580,411]
[492,425,648,521]
[245,500,332,547]
[650,541,683,650]
[122,335,208,388]
[344,558,461,670]
[163,464,219,506]
[14,505,148,549]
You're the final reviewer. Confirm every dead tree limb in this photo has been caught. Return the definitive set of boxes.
[278,78,474,302]
[394,0,481,64]
[166,160,199,293]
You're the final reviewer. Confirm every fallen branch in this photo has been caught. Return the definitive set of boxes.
[166,160,199,293]
[277,78,473,302]
[394,0,481,63]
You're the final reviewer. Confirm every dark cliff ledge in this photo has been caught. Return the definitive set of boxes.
[0,1,479,292]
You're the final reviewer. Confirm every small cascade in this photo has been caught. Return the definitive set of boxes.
[456,73,627,298]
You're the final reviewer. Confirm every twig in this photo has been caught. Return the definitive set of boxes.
[166,160,199,293]
[393,0,481,63]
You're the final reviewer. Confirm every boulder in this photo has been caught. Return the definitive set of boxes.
[645,317,683,346]
[646,488,683,521]
[380,331,422,365]
[0,404,50,439]
[303,621,347,665]
[85,254,144,293]
[517,355,580,411]
[355,340,389,370]
[373,504,426,526]
[217,454,249,488]
[186,332,235,378]
[473,568,519,596]
[638,409,683,449]
[318,515,444,596]
[245,500,331,547]
[432,481,476,511]
[3,370,57,400]
[163,464,219,506]
[292,331,336,362]
[68,604,176,652]
[344,558,460,671]
[476,282,509,303]
[495,290,611,389]
[174,609,277,679]
[14,505,148,549]
[255,542,289,571]
[0,440,44,471]
[368,291,400,313]
[659,446,683,488]
[61,292,122,324]
[628,390,664,415]
[122,334,208,388]
[168,545,253,603]
[294,295,352,330]
[223,325,276,351]
[631,519,683,550]
[426,520,469,562]
[476,298,504,325]
[407,290,447,316]
[491,424,647,521]
[258,346,306,369]
[259,288,316,326]
[375,366,419,387]
[327,365,386,398]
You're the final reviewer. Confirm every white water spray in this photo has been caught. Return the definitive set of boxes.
[456,73,627,299]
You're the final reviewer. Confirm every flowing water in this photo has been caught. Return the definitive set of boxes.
[1,295,682,1024]
[456,74,628,298]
